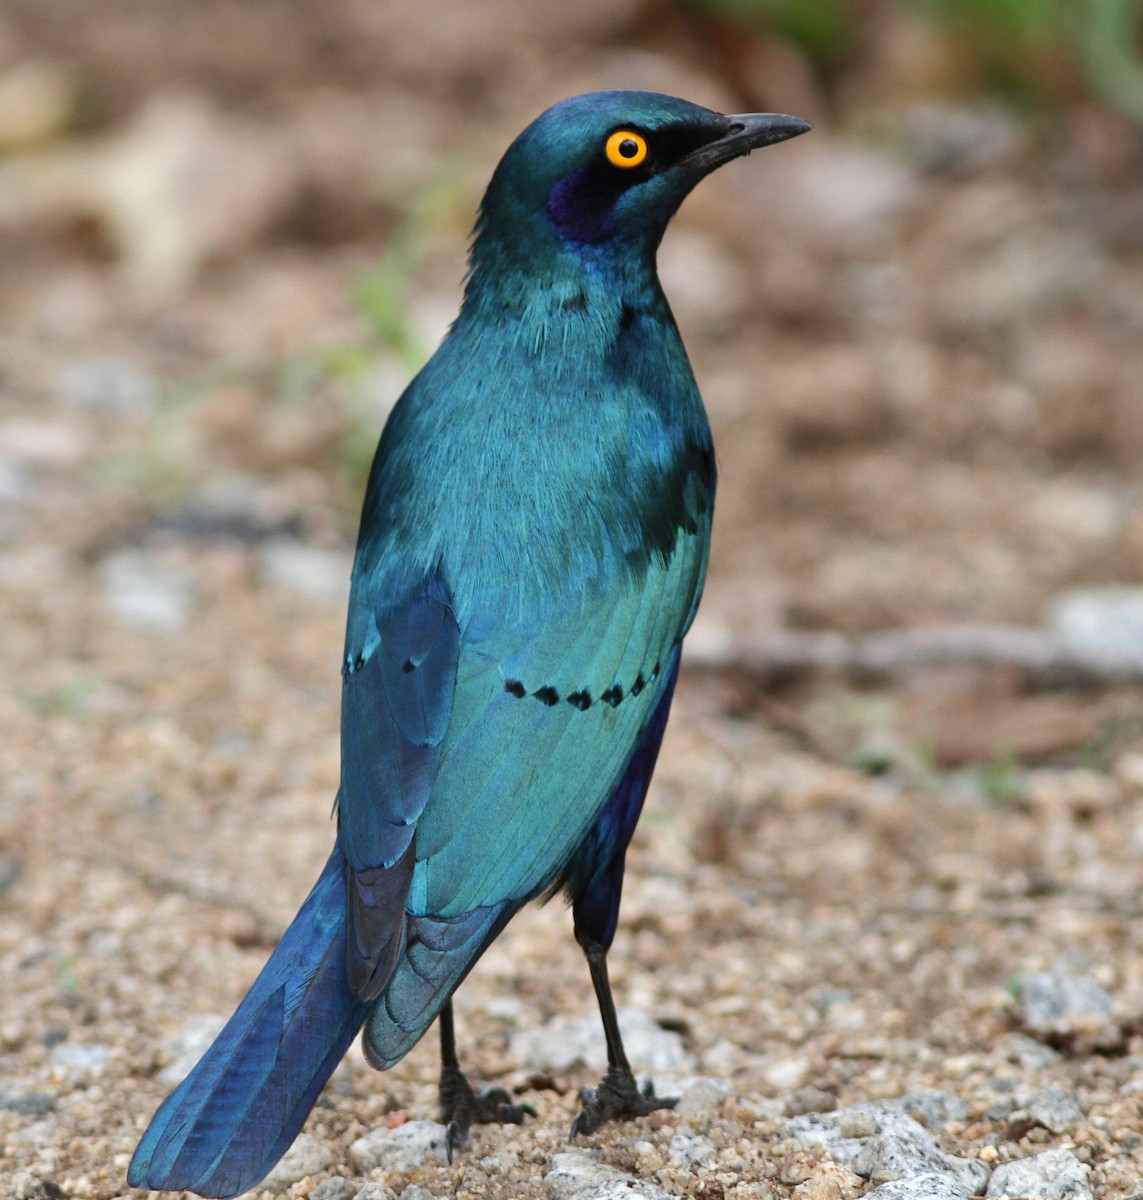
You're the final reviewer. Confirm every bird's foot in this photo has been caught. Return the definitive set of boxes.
[569,1065,677,1140]
[439,1063,536,1162]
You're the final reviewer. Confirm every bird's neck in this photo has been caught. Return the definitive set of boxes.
[463,223,668,333]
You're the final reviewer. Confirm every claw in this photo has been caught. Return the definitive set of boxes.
[440,1063,535,1158]
[569,1066,676,1140]
[445,1119,466,1164]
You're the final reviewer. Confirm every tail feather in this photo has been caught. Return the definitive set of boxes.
[129,849,373,1198]
[363,902,515,1069]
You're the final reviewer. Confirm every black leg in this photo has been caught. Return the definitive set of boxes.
[437,997,536,1161]
[569,939,677,1139]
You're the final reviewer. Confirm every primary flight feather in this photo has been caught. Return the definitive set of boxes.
[128,90,809,1197]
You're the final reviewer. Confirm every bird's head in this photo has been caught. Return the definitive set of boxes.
[467,90,810,292]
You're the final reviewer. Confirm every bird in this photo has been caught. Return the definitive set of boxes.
[127,90,810,1198]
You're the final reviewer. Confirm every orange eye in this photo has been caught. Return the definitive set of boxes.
[605,130,648,168]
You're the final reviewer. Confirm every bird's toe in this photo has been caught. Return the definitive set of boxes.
[568,1066,676,1140]
[440,1063,535,1160]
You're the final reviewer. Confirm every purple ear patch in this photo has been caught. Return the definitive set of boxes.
[546,164,624,244]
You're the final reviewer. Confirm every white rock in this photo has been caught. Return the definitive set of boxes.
[158,1013,227,1085]
[99,548,195,632]
[783,1102,986,1193]
[760,1054,811,1092]
[1023,1088,1085,1133]
[667,1133,715,1165]
[355,1185,398,1200]
[888,1092,967,1128]
[699,1035,748,1074]
[1050,587,1143,675]
[672,1076,732,1117]
[258,538,351,606]
[510,1007,694,1073]
[866,1172,972,1200]
[49,1043,109,1075]
[259,1133,335,1191]
[348,1121,449,1173]
[545,1152,674,1200]
[479,1148,520,1175]
[1018,962,1114,1032]
[310,1178,359,1200]
[986,1148,1092,1200]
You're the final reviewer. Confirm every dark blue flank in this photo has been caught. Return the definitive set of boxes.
[128,89,808,1198]
[561,655,681,949]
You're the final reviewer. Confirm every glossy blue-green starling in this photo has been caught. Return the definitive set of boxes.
[128,91,809,1197]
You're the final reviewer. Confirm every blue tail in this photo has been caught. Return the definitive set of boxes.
[128,849,373,1198]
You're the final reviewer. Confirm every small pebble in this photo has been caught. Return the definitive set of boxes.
[48,1043,109,1075]
[1024,1087,1084,1133]
[646,1074,729,1117]
[673,1076,731,1116]
[1018,965,1113,1028]
[890,1092,966,1128]
[668,1133,715,1165]
[761,1054,811,1092]
[480,1148,520,1175]
[808,987,856,1015]
[348,1121,449,1173]
[310,1178,358,1200]
[0,1089,53,1117]
[355,1185,398,1200]
[999,1032,1060,1069]
[785,1084,839,1117]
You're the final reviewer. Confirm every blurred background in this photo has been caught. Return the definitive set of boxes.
[4,4,1143,1197]
[3,0,1143,766]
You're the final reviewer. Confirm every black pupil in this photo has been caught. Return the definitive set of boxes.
[619,138,639,158]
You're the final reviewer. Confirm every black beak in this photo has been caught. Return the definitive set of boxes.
[682,112,812,174]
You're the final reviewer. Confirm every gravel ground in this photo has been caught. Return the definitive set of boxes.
[3,4,1143,1198]
[3,481,1143,1199]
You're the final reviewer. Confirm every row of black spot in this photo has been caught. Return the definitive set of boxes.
[344,652,419,676]
[504,663,659,711]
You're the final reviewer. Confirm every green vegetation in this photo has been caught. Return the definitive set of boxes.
[673,0,1143,119]
[974,748,1026,807]
[353,165,469,373]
